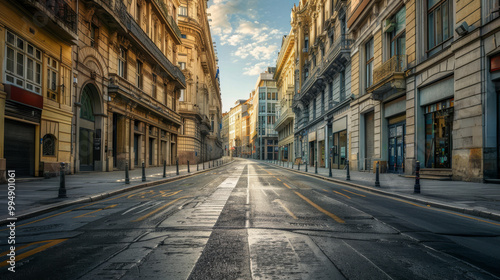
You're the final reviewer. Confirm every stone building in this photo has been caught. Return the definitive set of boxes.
[228,99,247,157]
[274,31,296,162]
[346,0,499,182]
[221,112,229,156]
[74,0,186,172]
[176,0,222,164]
[0,0,78,179]
[291,0,352,169]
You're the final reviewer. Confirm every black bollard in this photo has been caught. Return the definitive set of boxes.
[197,161,199,171]
[375,161,380,187]
[125,162,130,184]
[163,160,166,178]
[315,161,318,174]
[292,162,294,169]
[414,161,421,194]
[176,160,179,175]
[203,161,205,170]
[209,161,211,168]
[187,160,190,173]
[142,161,146,182]
[329,158,332,177]
[298,162,300,171]
[58,162,67,198]
[213,160,215,167]
[305,162,308,172]
[346,159,351,181]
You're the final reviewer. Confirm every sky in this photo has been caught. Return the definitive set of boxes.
[207,0,300,113]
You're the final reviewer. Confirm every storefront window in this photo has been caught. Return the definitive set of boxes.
[332,130,347,169]
[424,99,454,168]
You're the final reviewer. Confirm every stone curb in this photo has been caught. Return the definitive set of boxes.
[264,161,500,223]
[0,160,233,226]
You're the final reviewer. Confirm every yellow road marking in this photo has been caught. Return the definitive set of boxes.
[150,190,183,199]
[0,210,72,232]
[275,199,298,220]
[0,239,67,267]
[342,189,366,197]
[294,191,345,224]
[283,183,292,189]
[266,170,273,175]
[276,178,282,182]
[73,204,118,218]
[322,189,329,192]
[133,196,188,222]
[333,191,351,199]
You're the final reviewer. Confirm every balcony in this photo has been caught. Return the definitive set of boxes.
[20,0,77,42]
[296,35,352,105]
[126,15,186,87]
[108,73,181,126]
[152,0,182,43]
[274,106,294,132]
[200,115,211,135]
[178,102,202,120]
[368,55,406,100]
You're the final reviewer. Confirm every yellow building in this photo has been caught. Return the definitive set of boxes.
[0,0,77,180]
[274,30,295,162]
[176,0,222,164]
[74,0,186,172]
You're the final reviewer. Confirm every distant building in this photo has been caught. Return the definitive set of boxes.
[177,0,222,164]
[274,31,296,162]
[253,68,279,160]
[222,112,229,156]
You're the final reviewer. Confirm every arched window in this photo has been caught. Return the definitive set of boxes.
[43,134,56,156]
[80,88,95,121]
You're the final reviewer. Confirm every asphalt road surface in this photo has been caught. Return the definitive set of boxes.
[1,159,500,279]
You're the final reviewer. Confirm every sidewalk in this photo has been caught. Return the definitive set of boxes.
[0,158,230,224]
[261,160,500,222]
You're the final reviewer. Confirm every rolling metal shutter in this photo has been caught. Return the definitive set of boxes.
[5,119,36,177]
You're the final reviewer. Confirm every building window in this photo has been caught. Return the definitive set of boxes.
[485,0,500,23]
[90,22,99,49]
[80,90,95,121]
[313,100,316,119]
[427,0,452,55]
[321,91,325,113]
[42,134,56,156]
[47,57,58,101]
[178,62,186,70]
[179,6,188,16]
[118,48,127,78]
[304,35,309,51]
[181,34,187,39]
[136,2,141,22]
[136,60,143,89]
[4,31,42,94]
[152,74,157,99]
[340,70,346,100]
[211,115,214,131]
[179,89,185,101]
[365,38,374,89]
[304,68,309,80]
[172,92,177,111]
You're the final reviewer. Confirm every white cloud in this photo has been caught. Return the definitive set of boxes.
[243,62,269,76]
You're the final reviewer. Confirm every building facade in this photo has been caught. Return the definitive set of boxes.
[292,0,352,169]
[221,112,229,156]
[0,0,78,180]
[177,0,222,164]
[346,0,498,182]
[274,31,296,162]
[74,0,186,173]
[254,68,279,160]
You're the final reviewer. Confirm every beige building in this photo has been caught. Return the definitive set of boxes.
[275,31,296,162]
[291,0,352,169]
[0,0,77,179]
[74,0,186,172]
[177,0,222,164]
[347,0,499,182]
[221,112,229,156]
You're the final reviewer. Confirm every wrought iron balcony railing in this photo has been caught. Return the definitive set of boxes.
[127,15,186,86]
[372,55,407,87]
[23,0,77,34]
[153,0,182,40]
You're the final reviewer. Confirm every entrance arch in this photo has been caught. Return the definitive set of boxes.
[78,83,102,171]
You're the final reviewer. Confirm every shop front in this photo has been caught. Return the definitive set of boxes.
[308,131,317,166]
[388,114,406,173]
[424,99,454,168]
[330,117,348,169]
